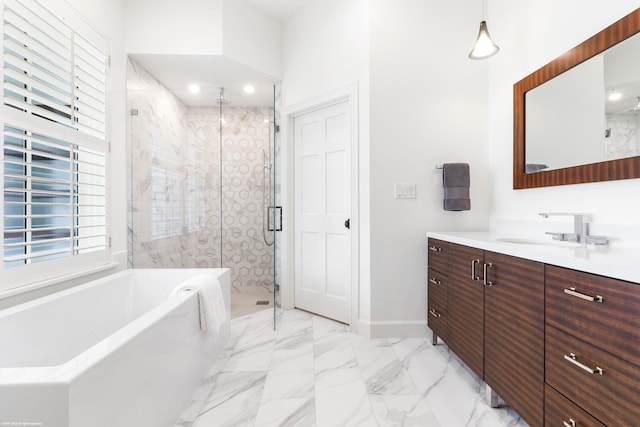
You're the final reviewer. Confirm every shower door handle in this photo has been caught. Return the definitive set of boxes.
[345,218,350,229]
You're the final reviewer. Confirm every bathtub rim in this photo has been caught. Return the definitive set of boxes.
[0,268,135,319]
[0,261,121,302]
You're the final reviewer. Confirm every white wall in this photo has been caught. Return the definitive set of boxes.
[282,0,369,107]
[282,0,372,322]
[124,0,282,79]
[368,0,491,336]
[488,0,640,229]
[222,0,282,79]
[282,0,491,337]
[605,34,640,87]
[124,0,223,55]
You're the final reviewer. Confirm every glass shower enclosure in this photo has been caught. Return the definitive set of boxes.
[126,57,280,326]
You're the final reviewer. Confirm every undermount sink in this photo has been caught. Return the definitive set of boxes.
[494,237,580,247]
[494,237,550,245]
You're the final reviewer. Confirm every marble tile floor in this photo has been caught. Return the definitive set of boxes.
[176,309,529,427]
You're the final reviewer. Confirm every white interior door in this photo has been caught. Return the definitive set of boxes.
[294,101,351,324]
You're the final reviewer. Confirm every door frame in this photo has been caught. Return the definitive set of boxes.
[280,83,359,328]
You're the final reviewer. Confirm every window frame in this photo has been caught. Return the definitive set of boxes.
[1,0,111,294]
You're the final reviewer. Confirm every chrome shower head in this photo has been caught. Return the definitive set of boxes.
[216,87,231,105]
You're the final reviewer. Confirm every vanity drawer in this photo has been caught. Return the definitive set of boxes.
[427,299,447,343]
[545,265,640,367]
[427,268,447,309]
[544,384,605,427]
[427,238,448,273]
[545,325,640,426]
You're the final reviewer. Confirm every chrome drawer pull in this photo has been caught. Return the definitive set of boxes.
[429,245,441,252]
[563,418,576,427]
[564,287,603,303]
[429,309,441,318]
[429,277,441,286]
[471,259,480,280]
[564,353,603,375]
[483,262,493,286]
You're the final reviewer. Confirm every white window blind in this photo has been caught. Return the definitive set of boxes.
[2,0,109,289]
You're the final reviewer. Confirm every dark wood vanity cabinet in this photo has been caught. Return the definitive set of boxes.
[484,252,544,427]
[427,239,544,427]
[546,326,640,426]
[427,238,448,273]
[544,384,606,427]
[427,239,449,343]
[545,265,640,367]
[427,236,640,426]
[448,243,485,378]
[545,266,640,426]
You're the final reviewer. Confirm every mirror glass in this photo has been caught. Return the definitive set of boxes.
[525,34,640,173]
[514,8,640,189]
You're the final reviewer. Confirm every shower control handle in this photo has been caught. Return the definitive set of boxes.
[345,219,350,229]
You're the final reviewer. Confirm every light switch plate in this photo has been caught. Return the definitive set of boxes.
[395,183,416,199]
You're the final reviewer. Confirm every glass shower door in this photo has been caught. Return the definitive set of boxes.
[219,89,277,319]
[127,57,280,326]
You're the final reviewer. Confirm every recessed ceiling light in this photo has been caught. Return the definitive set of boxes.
[188,84,200,94]
[609,90,622,101]
[244,85,255,94]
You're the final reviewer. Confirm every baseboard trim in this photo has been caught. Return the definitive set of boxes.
[355,319,429,339]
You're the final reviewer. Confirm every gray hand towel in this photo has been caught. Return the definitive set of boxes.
[524,163,549,173]
[443,163,470,211]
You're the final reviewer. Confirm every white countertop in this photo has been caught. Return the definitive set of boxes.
[426,231,640,284]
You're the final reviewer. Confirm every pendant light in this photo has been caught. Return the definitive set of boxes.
[468,0,499,60]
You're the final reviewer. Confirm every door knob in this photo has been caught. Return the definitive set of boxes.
[345,218,350,229]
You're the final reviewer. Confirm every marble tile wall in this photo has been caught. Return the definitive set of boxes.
[127,58,195,268]
[605,113,640,160]
[187,106,275,292]
[126,58,277,293]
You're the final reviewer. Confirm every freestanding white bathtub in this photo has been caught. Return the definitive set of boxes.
[0,268,230,427]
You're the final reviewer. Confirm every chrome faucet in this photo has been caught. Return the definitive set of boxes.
[539,213,586,242]
[539,213,608,245]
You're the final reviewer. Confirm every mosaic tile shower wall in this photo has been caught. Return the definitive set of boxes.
[605,113,640,160]
[188,106,275,293]
[127,58,275,293]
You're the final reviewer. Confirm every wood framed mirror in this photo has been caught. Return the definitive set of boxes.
[513,8,640,189]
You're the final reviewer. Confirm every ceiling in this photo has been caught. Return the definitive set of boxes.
[129,1,312,107]
[606,80,640,115]
[129,54,278,107]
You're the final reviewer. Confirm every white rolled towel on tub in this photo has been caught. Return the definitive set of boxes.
[170,273,227,334]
